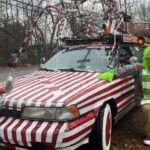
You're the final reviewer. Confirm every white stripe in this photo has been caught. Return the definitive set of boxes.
[16,120,29,146]
[7,82,41,99]
[123,86,134,94]
[141,100,150,105]
[78,80,134,107]
[57,73,89,88]
[69,78,125,105]
[7,119,20,144]
[143,69,150,75]
[62,73,96,90]
[58,138,88,150]
[56,123,68,147]
[0,118,13,142]
[55,72,83,86]
[27,89,48,101]
[80,88,134,114]
[143,82,150,89]
[60,130,91,147]
[117,94,134,107]
[36,122,48,142]
[58,78,98,103]
[25,122,38,146]
[16,86,46,108]
[46,123,58,143]
[15,84,43,100]
[0,117,5,123]
[6,71,47,97]
[64,119,95,138]
[118,99,135,112]
[50,72,77,84]
[36,92,52,101]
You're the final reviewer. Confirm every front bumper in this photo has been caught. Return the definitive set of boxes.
[0,110,98,150]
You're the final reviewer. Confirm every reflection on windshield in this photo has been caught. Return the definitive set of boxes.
[41,48,109,72]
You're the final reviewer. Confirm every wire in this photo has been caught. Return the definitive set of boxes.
[107,16,124,66]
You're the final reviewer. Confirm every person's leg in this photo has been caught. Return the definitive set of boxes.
[141,104,150,145]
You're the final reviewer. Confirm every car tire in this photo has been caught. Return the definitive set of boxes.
[89,104,112,150]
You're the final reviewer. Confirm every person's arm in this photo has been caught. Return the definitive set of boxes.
[115,63,142,78]
[98,63,142,81]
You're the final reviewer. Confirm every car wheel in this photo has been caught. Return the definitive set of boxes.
[89,104,112,150]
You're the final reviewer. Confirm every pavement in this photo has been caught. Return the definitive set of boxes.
[0,65,39,81]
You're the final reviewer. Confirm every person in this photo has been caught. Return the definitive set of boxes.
[98,46,150,146]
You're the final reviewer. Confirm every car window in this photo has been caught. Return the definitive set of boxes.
[41,47,110,72]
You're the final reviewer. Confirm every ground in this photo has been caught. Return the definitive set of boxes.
[78,107,150,150]
[111,107,150,150]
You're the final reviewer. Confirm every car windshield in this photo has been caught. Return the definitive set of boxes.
[41,47,110,72]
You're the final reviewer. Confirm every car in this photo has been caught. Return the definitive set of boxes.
[0,37,144,150]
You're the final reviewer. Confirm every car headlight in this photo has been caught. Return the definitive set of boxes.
[21,105,79,121]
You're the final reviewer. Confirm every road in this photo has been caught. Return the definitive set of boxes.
[0,66,149,150]
[0,66,38,81]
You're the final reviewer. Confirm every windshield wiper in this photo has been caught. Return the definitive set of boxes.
[40,68,56,71]
[58,68,90,72]
[58,68,95,73]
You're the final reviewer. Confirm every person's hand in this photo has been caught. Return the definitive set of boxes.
[97,69,115,82]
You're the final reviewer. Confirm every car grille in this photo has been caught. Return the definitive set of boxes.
[0,108,21,119]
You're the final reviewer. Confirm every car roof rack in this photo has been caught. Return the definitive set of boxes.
[61,34,145,47]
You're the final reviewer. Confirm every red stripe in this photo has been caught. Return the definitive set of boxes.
[67,111,97,131]
[52,123,63,147]
[63,124,93,143]
[65,81,107,105]
[53,72,82,86]
[66,77,133,105]
[52,75,97,103]
[116,90,134,104]
[13,84,44,100]
[41,124,52,143]
[22,42,26,48]
[21,121,33,146]
[118,98,134,111]
[0,118,8,126]
[11,120,24,145]
[79,83,133,109]
[69,134,89,148]
[26,31,32,37]
[4,119,15,143]
[60,74,94,90]
[31,122,43,142]
[6,81,40,98]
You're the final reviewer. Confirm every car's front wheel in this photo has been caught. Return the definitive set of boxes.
[89,104,112,150]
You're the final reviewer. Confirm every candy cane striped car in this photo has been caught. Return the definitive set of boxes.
[0,44,140,150]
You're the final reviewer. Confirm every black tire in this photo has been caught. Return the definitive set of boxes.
[89,104,112,150]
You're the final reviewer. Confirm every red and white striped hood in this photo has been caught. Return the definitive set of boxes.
[2,70,134,115]
[2,71,100,110]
